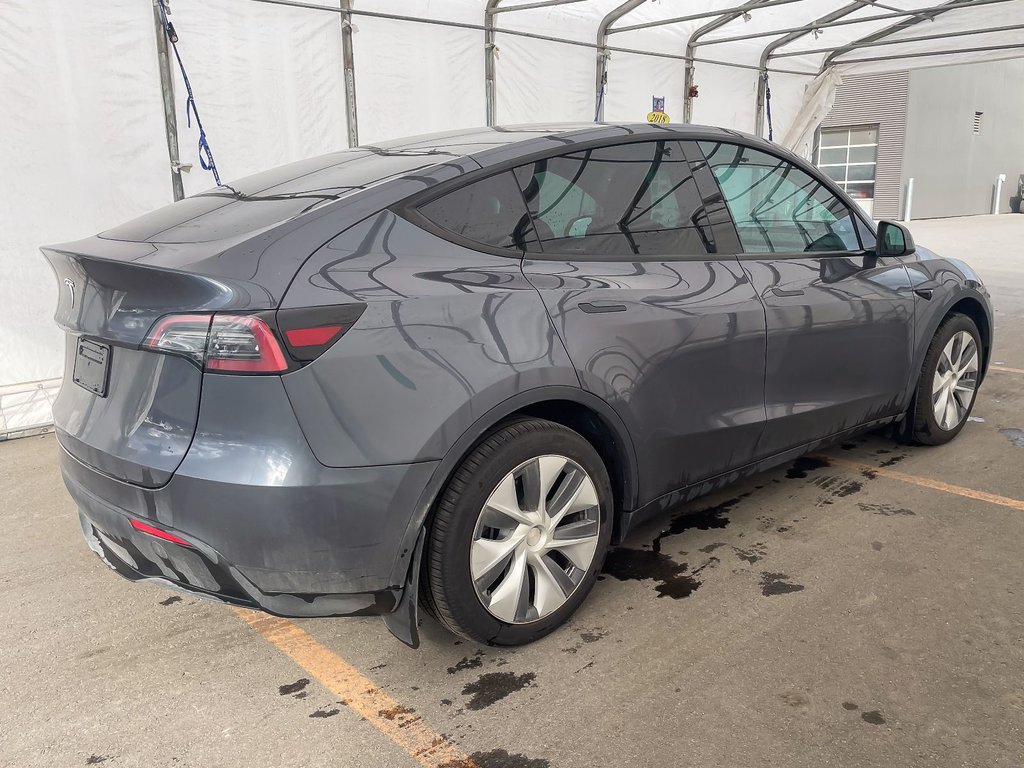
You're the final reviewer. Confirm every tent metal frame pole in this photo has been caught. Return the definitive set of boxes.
[485,0,501,125]
[608,0,807,35]
[818,0,985,67]
[152,0,185,202]
[692,0,1015,47]
[340,0,358,146]
[754,0,865,137]
[595,0,649,122]
[491,0,588,12]
[244,0,816,74]
[486,0,586,126]
[831,40,1024,64]
[783,21,1024,58]
[684,0,777,123]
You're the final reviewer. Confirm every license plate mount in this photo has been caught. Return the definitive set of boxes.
[73,339,111,397]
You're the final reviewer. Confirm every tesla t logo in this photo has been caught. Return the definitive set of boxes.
[64,278,76,309]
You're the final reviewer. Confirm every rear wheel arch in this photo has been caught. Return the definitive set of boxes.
[389,387,639,588]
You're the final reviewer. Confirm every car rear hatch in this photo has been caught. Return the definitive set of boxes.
[44,147,469,489]
[43,240,282,488]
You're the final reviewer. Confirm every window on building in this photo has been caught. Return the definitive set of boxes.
[815,126,878,214]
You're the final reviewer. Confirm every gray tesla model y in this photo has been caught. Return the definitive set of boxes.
[45,124,992,647]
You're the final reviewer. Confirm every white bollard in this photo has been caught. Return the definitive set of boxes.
[903,177,914,222]
[993,173,1006,215]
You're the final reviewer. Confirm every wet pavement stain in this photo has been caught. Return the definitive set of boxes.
[786,456,831,479]
[447,653,484,674]
[813,475,863,498]
[309,707,340,718]
[879,454,907,467]
[602,496,741,599]
[699,542,726,553]
[278,678,310,696]
[378,704,416,721]
[293,691,308,700]
[733,542,767,564]
[871,541,884,551]
[999,427,1024,448]
[835,480,862,497]
[649,495,741,554]
[440,748,551,768]
[760,572,805,596]
[842,702,859,711]
[579,630,608,643]
[602,548,702,599]
[85,757,109,765]
[159,595,181,606]
[461,672,536,711]
[861,710,886,725]
[858,502,915,517]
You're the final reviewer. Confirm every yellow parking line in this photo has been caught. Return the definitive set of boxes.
[235,609,477,768]
[826,456,1024,512]
[990,366,1024,374]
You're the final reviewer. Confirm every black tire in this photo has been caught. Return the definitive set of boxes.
[421,418,613,646]
[909,313,982,445]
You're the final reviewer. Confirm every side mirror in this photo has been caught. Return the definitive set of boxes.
[875,220,916,258]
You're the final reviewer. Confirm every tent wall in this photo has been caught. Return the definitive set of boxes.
[0,0,172,433]
[170,0,350,197]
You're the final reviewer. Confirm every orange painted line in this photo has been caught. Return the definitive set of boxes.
[234,609,477,768]
[990,366,1024,375]
[826,456,1024,512]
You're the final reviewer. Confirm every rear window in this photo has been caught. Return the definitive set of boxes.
[101,149,455,244]
[417,172,537,250]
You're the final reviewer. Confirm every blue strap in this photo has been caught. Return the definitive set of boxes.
[155,0,222,186]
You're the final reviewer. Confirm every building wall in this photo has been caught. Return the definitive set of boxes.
[822,71,909,220]
[902,58,1024,219]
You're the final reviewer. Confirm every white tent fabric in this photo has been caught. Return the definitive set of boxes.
[2,0,1023,433]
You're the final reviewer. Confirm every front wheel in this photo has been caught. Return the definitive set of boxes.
[909,313,982,445]
[421,418,613,646]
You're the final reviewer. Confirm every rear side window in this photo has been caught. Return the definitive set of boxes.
[698,141,861,254]
[514,141,720,257]
[418,171,537,250]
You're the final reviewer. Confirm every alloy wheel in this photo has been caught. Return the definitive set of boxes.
[470,455,602,624]
[932,330,979,430]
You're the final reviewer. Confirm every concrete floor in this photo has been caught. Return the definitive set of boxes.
[2,215,1023,768]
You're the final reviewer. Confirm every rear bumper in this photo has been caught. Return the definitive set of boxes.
[59,439,438,618]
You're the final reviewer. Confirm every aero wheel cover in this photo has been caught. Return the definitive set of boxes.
[470,455,602,624]
[932,330,980,431]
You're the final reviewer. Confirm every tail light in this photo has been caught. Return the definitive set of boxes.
[143,305,365,373]
[130,518,193,547]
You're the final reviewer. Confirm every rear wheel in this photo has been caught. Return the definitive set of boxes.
[910,313,982,445]
[422,418,613,645]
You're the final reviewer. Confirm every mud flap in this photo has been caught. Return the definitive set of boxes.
[382,528,425,648]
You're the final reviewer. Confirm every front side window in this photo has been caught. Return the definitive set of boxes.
[515,141,719,258]
[699,141,861,254]
[418,171,537,250]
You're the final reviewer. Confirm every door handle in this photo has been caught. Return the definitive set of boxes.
[769,287,805,298]
[579,301,627,314]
